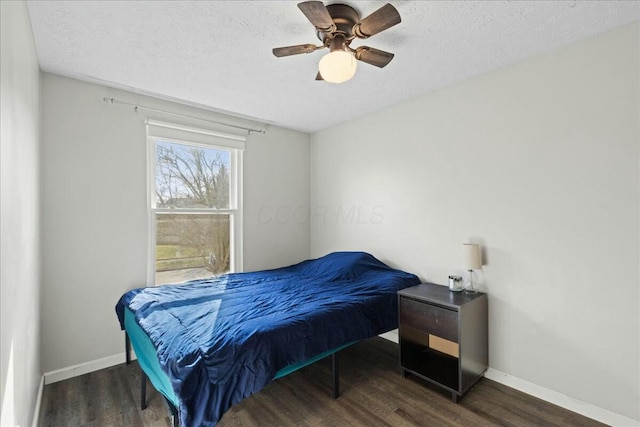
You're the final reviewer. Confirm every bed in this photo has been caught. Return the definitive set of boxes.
[115,251,420,426]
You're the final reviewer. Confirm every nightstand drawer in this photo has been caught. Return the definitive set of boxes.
[399,297,458,342]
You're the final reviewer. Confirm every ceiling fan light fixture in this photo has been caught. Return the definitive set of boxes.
[318,50,357,84]
[273,2,401,82]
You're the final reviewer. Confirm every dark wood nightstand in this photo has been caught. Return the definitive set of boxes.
[398,283,488,402]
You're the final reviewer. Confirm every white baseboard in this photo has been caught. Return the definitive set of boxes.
[484,368,638,426]
[43,351,136,385]
[379,330,399,343]
[378,332,637,426]
[31,375,44,427]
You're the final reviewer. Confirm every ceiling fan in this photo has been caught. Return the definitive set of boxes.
[272,1,401,83]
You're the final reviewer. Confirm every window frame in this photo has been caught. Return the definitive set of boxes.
[146,120,243,285]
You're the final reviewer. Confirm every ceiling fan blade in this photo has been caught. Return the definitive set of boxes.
[355,46,395,68]
[315,71,324,81]
[355,3,401,38]
[272,44,318,57]
[298,1,336,32]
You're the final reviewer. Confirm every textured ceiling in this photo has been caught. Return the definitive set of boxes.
[26,1,640,133]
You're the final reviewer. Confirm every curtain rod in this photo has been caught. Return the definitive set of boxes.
[102,97,266,134]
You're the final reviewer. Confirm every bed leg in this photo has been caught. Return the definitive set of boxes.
[163,397,180,427]
[332,352,340,399]
[125,332,131,365]
[140,370,147,410]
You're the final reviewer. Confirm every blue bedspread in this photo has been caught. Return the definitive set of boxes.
[115,252,419,426]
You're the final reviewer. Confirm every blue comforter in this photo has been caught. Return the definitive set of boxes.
[115,251,419,426]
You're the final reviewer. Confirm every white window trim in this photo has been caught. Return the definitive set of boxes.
[146,120,244,285]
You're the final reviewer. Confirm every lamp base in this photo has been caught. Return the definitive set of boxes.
[464,269,478,294]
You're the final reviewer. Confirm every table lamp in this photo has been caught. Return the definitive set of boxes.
[463,243,482,293]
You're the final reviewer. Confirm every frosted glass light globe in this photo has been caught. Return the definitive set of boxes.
[318,51,357,84]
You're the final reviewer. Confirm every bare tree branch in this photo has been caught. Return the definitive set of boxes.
[155,142,232,275]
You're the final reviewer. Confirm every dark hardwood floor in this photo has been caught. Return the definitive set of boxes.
[39,338,605,426]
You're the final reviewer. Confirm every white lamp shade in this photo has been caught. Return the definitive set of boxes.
[463,243,482,270]
[318,50,357,84]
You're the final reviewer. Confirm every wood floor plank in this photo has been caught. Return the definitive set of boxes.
[39,338,606,427]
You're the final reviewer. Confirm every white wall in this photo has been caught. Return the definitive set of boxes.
[40,73,310,373]
[311,24,639,421]
[244,125,310,272]
[0,1,42,426]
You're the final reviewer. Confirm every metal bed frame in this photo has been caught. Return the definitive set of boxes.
[125,332,344,427]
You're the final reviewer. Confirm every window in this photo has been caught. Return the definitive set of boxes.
[147,120,243,285]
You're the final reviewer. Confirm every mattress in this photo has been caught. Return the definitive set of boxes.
[116,251,420,426]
